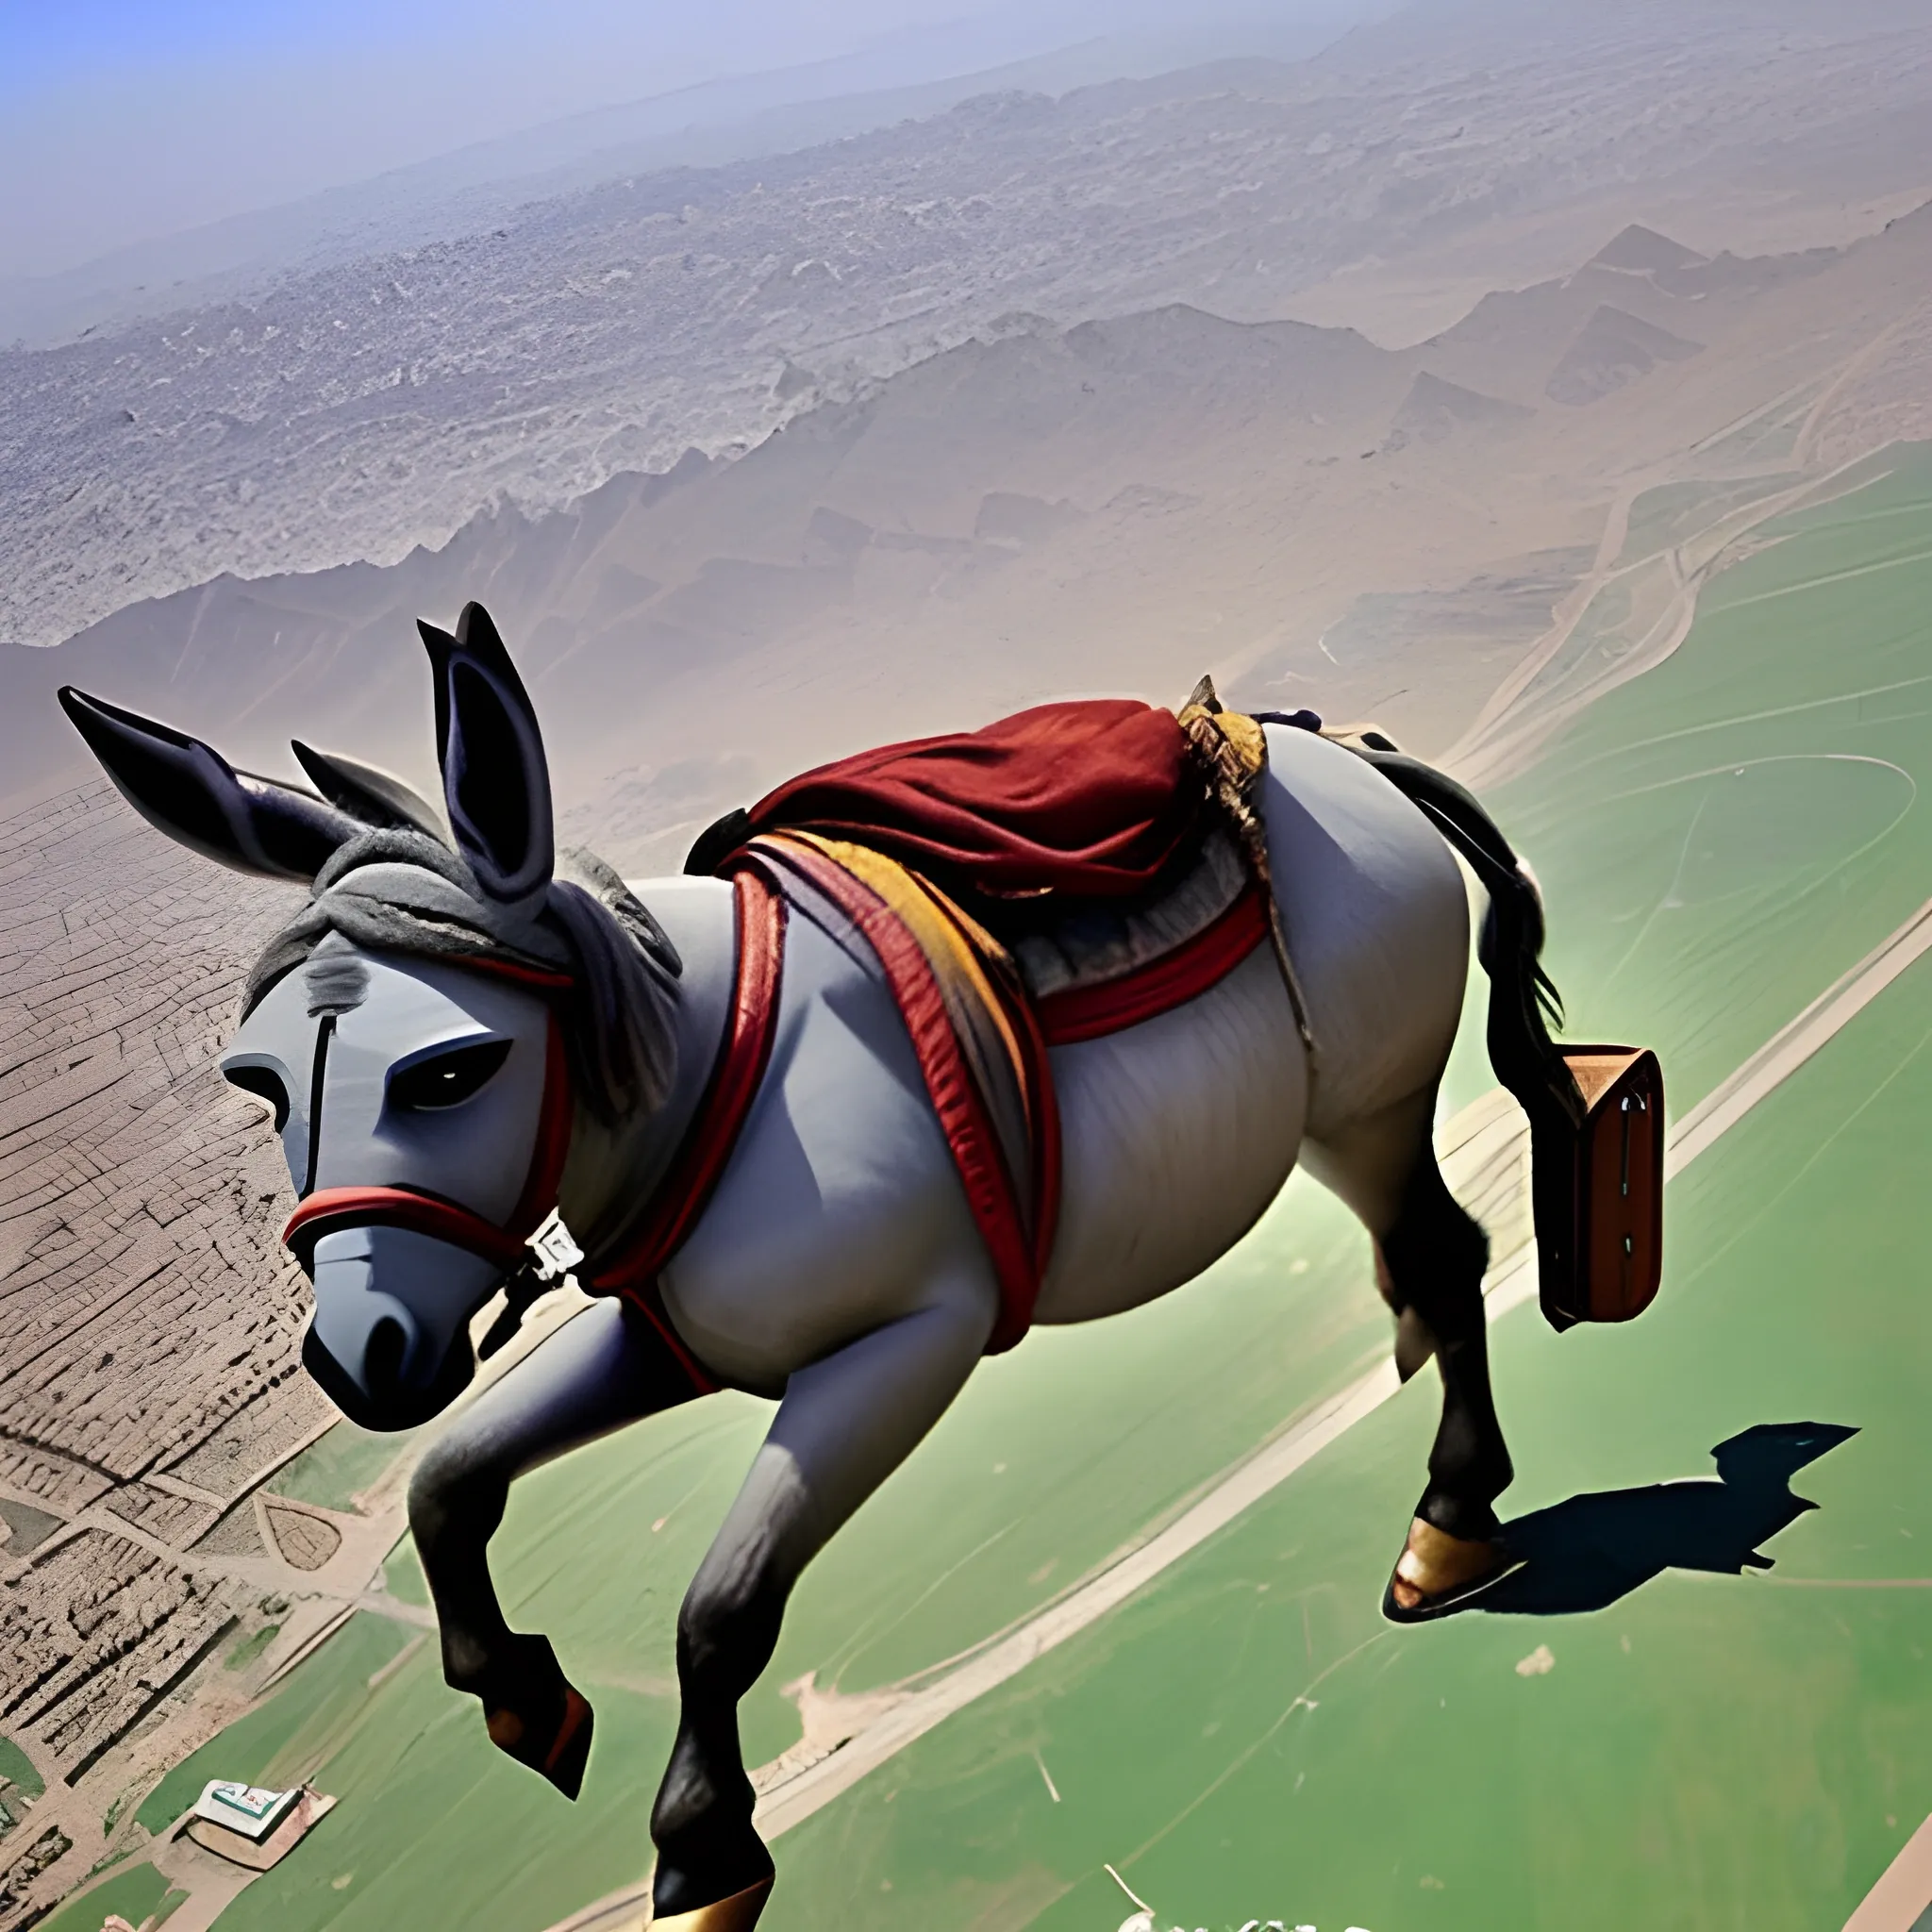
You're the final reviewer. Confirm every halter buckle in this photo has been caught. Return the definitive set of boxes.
[475,1210,584,1362]
[525,1208,585,1284]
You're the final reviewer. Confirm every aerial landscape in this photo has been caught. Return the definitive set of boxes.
[6,0,1932,1925]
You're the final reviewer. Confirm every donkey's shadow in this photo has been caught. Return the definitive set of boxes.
[1470,1421,1858,1617]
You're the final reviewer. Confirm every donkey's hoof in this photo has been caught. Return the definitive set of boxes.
[651,1876,774,1931]
[1382,1517,1522,1624]
[484,1681,594,1799]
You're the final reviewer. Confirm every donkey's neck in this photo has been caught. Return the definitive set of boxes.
[556,875,740,1256]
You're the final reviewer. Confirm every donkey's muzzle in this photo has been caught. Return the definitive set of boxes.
[301,1224,498,1429]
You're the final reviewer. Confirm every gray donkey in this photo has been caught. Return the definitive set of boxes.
[61,604,1557,1930]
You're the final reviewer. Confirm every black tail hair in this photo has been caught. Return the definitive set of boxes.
[1352,747,1575,1124]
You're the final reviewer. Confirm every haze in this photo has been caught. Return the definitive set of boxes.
[2,0,1372,280]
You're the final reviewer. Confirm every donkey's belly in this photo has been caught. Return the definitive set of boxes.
[1032,943,1307,1324]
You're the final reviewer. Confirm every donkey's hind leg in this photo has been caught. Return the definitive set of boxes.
[1303,1089,1517,1621]
[408,1298,700,1797]
[650,1284,992,1927]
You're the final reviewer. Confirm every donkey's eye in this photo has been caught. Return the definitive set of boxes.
[388,1040,512,1112]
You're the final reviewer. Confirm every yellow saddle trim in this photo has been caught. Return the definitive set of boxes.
[774,829,1038,1210]
[1175,673,1313,1052]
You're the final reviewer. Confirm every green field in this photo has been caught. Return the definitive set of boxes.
[269,1420,422,1513]
[771,920,1932,1930]
[0,1734,43,1801]
[756,441,1932,1926]
[206,1174,1402,1932]
[1460,443,1932,1113]
[38,1860,185,1932]
[137,1615,415,1839]
[138,442,1932,1928]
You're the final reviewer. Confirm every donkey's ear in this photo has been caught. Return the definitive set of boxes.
[417,601,553,909]
[59,688,361,883]
[291,741,448,841]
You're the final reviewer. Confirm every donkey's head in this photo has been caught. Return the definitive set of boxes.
[61,604,678,1429]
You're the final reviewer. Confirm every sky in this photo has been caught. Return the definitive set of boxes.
[0,0,1364,281]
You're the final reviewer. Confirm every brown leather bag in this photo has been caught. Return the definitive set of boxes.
[1528,1046,1664,1330]
[1318,728,1667,1331]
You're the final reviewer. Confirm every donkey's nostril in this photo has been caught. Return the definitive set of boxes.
[307,1224,495,1426]
[363,1313,412,1395]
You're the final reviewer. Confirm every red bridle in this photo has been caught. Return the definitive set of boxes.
[281,991,576,1277]
[277,874,780,1400]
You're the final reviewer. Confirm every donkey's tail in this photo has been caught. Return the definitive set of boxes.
[1348,744,1568,1117]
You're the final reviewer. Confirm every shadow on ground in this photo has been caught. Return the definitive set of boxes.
[1474,1421,1859,1616]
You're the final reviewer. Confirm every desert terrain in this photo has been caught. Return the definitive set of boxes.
[6,0,1932,1924]
[6,0,1932,661]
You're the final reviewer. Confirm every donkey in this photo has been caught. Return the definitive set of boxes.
[60,605,1554,1930]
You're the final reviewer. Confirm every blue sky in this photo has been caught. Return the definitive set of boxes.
[0,0,1367,280]
[1,1,995,94]
[0,1,1107,276]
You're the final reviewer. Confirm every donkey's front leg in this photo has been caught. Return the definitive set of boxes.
[649,1285,992,1928]
[407,1299,700,1796]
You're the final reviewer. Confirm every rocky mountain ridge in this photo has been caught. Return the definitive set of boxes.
[5,0,1930,653]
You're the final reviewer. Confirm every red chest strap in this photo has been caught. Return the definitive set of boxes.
[578,869,787,1394]
[282,883,783,1397]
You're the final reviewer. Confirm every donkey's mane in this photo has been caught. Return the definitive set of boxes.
[245,827,682,1126]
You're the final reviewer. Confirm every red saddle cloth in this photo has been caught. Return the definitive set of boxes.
[744,699,1205,899]
[600,695,1273,1392]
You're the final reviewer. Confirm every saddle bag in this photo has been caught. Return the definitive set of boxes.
[1323,726,1669,1335]
[1528,1046,1664,1331]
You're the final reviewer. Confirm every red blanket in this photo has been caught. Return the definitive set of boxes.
[746,700,1203,898]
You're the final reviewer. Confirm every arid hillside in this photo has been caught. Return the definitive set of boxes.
[4,0,1931,654]
[8,199,1932,862]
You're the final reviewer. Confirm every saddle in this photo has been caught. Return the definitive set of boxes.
[622,681,1296,1371]
[601,690,1661,1387]
[688,677,1300,1026]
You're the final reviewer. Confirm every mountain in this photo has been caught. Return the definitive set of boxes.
[11,194,1932,841]
[1544,306,1704,408]
[0,8,1373,351]
[0,307,1413,830]
[1590,225,1709,275]
[1381,373,1534,451]
[8,0,1932,656]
